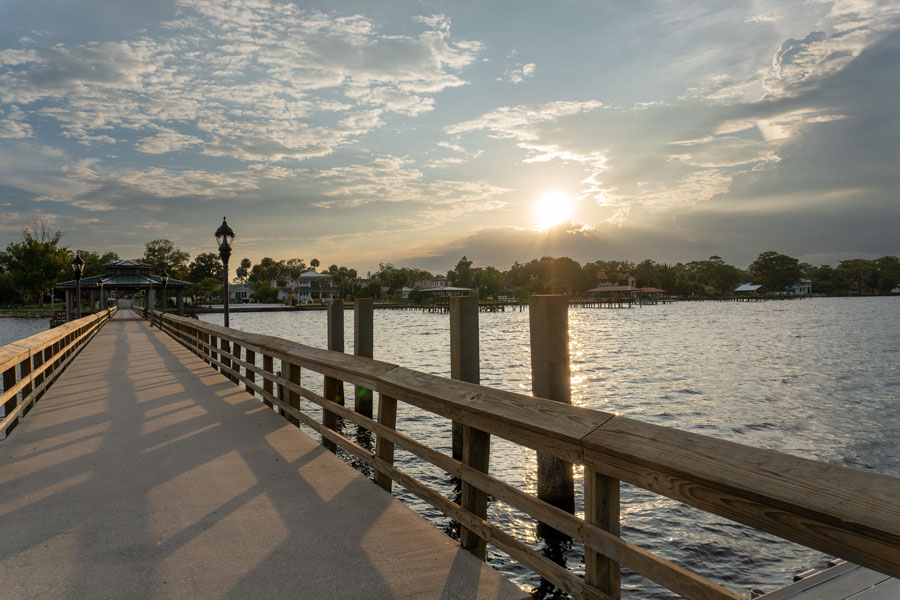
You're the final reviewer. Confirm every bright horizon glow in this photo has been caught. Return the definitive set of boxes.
[533,191,574,230]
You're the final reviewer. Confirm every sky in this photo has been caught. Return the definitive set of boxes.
[1,0,899,276]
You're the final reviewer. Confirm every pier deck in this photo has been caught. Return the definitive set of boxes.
[760,562,899,599]
[0,309,523,599]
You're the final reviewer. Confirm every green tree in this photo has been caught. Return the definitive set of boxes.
[142,239,189,279]
[872,256,900,293]
[235,258,252,283]
[749,251,802,292]
[474,266,504,297]
[253,281,280,303]
[447,256,474,287]
[310,257,320,270]
[188,252,224,283]
[2,222,70,306]
[836,259,873,295]
[75,250,120,277]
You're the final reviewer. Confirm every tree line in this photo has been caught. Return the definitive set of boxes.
[2,222,898,306]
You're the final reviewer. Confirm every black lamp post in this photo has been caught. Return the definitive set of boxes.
[160,269,169,316]
[71,254,85,319]
[215,217,235,327]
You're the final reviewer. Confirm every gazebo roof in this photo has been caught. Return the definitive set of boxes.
[57,272,192,289]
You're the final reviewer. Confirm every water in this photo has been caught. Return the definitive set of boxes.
[196,297,899,598]
[0,318,48,347]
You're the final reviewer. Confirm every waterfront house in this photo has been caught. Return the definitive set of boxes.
[282,270,337,303]
[790,278,812,295]
[735,283,763,294]
[421,286,475,300]
[229,284,254,303]
[415,275,448,289]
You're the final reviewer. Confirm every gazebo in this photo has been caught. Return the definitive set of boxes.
[56,260,192,321]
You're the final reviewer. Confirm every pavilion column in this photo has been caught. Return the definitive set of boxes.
[147,288,155,318]
[65,289,72,322]
[100,288,108,310]
[177,288,184,315]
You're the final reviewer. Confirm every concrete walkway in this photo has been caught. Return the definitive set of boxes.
[0,308,524,599]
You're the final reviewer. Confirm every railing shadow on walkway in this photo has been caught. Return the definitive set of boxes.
[0,309,520,599]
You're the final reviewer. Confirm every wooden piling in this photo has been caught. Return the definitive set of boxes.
[323,299,345,451]
[529,295,575,531]
[450,296,490,560]
[354,299,374,418]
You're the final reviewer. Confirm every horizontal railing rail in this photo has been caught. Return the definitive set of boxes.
[151,309,900,600]
[1,307,118,438]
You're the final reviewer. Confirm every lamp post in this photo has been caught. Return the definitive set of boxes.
[161,269,169,316]
[215,217,235,327]
[71,254,85,319]
[98,278,105,311]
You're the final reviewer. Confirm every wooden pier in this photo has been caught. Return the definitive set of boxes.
[2,297,899,599]
[0,306,523,599]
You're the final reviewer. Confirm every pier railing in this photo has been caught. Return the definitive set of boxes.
[1,307,117,438]
[147,308,900,600]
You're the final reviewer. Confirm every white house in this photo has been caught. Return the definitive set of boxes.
[282,270,337,303]
[414,275,447,289]
[789,278,812,295]
[229,284,254,303]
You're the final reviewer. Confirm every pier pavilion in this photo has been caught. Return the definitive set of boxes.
[56,260,191,321]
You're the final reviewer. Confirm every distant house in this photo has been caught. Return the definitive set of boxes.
[594,272,636,288]
[229,284,254,303]
[734,283,763,294]
[414,275,447,289]
[281,270,337,303]
[420,286,475,299]
[789,278,812,295]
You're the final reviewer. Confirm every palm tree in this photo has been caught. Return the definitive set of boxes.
[310,257,320,271]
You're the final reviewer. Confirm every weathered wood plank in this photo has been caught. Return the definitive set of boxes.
[378,366,613,464]
[583,416,900,576]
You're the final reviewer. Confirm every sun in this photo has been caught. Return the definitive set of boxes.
[533,191,574,230]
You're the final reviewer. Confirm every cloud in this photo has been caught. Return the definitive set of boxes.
[503,62,536,84]
[0,0,483,160]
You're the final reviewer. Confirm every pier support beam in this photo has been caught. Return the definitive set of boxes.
[354,298,374,418]
[529,295,575,534]
[324,299,345,451]
[450,296,490,560]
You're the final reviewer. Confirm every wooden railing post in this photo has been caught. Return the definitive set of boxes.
[20,351,33,417]
[210,334,218,369]
[231,341,241,384]
[245,348,255,394]
[2,360,18,434]
[262,354,274,409]
[286,362,301,427]
[221,338,232,381]
[529,295,575,532]
[374,393,397,492]
[585,468,621,598]
[451,296,490,559]
[354,298,373,418]
[323,299,345,451]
